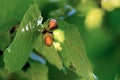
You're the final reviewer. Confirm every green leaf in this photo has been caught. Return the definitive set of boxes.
[0,32,11,51]
[55,18,96,80]
[48,64,81,80]
[4,4,42,72]
[26,59,48,80]
[0,0,33,33]
[0,69,29,80]
[34,36,63,70]
[0,56,4,69]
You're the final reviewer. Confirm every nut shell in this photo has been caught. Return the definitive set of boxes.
[49,19,57,29]
[44,33,53,46]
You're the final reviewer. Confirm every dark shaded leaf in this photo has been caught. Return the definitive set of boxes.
[26,59,48,80]
[0,0,33,33]
[48,63,81,80]
[0,32,11,51]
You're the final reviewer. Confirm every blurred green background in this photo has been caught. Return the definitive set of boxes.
[0,0,120,80]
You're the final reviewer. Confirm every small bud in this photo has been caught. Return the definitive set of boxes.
[44,33,53,46]
[49,19,57,29]
[53,42,62,51]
